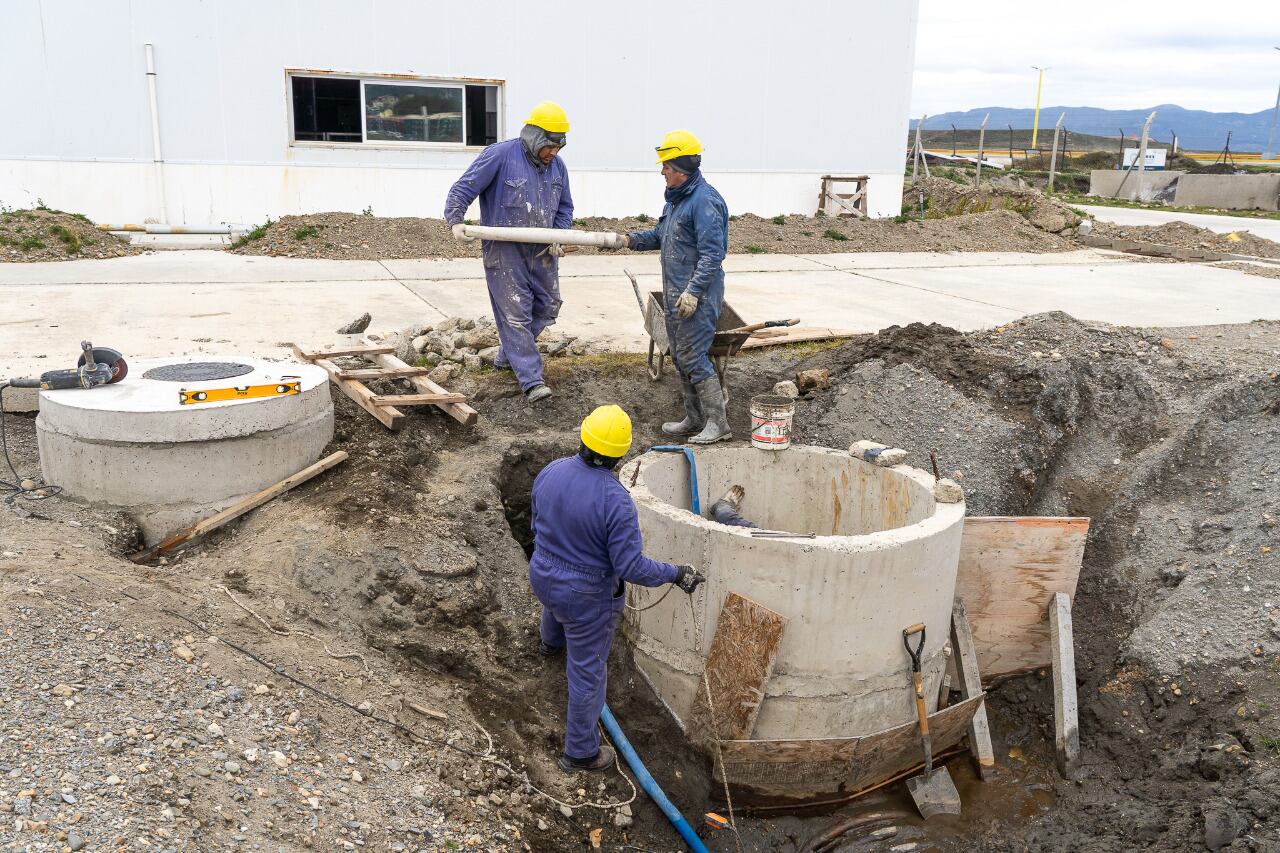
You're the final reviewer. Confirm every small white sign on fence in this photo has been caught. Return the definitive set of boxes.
[1121,148,1168,170]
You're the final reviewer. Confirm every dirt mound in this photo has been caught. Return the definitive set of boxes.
[0,208,140,262]
[1093,219,1280,258]
[1215,261,1280,280]
[907,176,1085,235]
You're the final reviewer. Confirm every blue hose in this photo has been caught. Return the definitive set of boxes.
[649,445,700,515]
[601,704,709,853]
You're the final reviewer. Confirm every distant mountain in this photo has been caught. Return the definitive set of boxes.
[913,105,1275,152]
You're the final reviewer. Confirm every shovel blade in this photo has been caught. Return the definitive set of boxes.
[905,767,962,819]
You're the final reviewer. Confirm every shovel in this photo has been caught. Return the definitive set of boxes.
[902,623,962,818]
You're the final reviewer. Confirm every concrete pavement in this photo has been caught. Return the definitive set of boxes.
[4,247,1278,410]
[1077,204,1280,243]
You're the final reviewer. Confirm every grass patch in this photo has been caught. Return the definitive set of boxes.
[1057,193,1280,221]
[547,352,646,378]
[293,225,320,240]
[19,236,46,251]
[48,224,81,253]
[823,228,848,241]
[771,215,786,225]
[1260,735,1280,757]
[230,218,274,250]
[775,338,850,358]
[744,244,766,254]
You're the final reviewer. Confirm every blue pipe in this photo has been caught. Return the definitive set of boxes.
[649,445,700,515]
[601,704,710,853]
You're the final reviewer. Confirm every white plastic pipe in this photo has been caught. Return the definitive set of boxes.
[144,44,169,223]
[97,223,251,234]
[457,223,626,249]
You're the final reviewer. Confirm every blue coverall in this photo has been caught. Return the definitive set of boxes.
[528,455,681,760]
[628,171,729,385]
[444,139,573,391]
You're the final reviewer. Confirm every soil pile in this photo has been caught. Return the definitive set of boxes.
[3,313,1279,851]
[0,208,140,262]
[1093,219,1280,258]
[906,176,1086,236]
[230,201,1083,261]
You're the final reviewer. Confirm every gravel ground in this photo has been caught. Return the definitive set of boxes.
[1214,261,1280,280]
[3,312,1279,852]
[0,209,141,262]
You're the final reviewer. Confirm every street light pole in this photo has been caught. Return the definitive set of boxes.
[1031,66,1049,149]
[1264,47,1280,162]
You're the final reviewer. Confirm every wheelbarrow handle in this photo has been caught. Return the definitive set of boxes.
[624,268,646,315]
[725,318,801,335]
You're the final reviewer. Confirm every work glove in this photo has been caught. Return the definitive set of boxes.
[675,565,706,594]
[676,290,699,319]
[547,244,566,258]
[599,234,629,251]
[451,223,474,242]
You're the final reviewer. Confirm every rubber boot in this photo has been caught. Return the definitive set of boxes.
[661,379,704,436]
[557,745,617,773]
[688,376,731,444]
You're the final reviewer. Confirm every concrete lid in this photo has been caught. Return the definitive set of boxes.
[37,357,331,443]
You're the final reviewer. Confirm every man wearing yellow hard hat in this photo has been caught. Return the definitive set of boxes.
[528,405,705,772]
[444,101,573,403]
[619,130,732,442]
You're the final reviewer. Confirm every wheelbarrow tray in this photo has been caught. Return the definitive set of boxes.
[644,290,747,381]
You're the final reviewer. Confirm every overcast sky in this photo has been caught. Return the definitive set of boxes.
[912,2,1280,116]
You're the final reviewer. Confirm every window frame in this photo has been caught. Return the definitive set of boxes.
[285,69,504,151]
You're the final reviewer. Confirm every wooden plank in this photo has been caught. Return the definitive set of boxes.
[361,338,478,427]
[739,327,857,350]
[714,694,984,799]
[370,393,468,406]
[130,450,348,563]
[1049,592,1080,778]
[292,344,405,430]
[336,366,431,380]
[686,593,788,748]
[297,345,394,360]
[950,598,995,779]
[955,516,1088,679]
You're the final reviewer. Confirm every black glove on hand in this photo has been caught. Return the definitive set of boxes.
[675,565,706,594]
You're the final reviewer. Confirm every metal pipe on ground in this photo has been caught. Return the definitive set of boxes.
[456,223,626,248]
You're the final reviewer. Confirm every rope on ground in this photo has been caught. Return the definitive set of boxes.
[218,584,369,671]
[207,586,638,812]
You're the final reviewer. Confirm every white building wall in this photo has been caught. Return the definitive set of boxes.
[1,0,919,223]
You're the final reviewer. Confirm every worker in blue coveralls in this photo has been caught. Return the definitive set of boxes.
[444,101,573,403]
[618,130,732,443]
[528,405,706,772]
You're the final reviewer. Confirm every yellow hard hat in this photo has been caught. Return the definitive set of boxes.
[525,101,570,134]
[580,404,633,458]
[655,129,703,163]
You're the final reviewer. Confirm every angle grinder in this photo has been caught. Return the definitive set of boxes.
[8,340,128,390]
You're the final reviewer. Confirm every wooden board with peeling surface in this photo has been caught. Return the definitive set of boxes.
[686,593,788,748]
[714,694,985,800]
[956,516,1088,679]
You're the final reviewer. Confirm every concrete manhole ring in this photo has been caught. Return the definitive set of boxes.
[142,361,255,382]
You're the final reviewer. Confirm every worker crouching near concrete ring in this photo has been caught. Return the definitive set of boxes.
[620,131,732,443]
[528,405,706,772]
[443,101,574,404]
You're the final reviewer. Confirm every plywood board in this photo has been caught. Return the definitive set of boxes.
[714,694,984,799]
[686,593,788,748]
[956,516,1088,679]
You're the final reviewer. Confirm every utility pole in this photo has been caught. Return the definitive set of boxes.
[1264,46,1280,161]
[1031,66,1050,149]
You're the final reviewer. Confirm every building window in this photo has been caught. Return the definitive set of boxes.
[290,74,500,147]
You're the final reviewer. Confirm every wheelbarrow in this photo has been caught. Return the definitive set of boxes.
[624,269,797,385]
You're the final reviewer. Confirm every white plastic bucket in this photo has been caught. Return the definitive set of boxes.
[750,394,794,450]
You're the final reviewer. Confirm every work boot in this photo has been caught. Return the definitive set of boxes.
[538,640,564,658]
[557,745,616,773]
[688,376,731,444]
[661,379,704,436]
[525,384,553,403]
